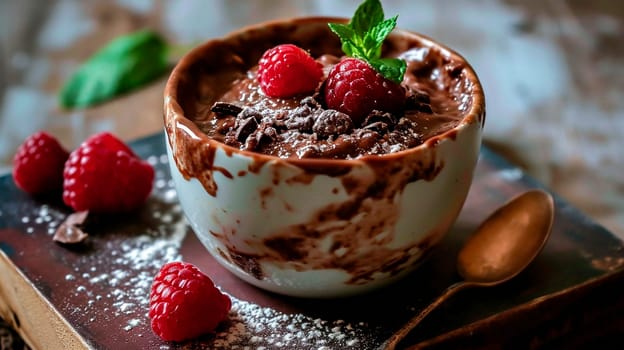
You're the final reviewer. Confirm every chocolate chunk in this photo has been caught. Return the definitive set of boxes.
[356,129,381,148]
[405,92,433,114]
[285,106,316,132]
[312,110,354,138]
[363,121,389,133]
[405,89,431,111]
[413,91,430,104]
[417,103,433,114]
[387,127,423,149]
[238,107,262,121]
[211,102,243,116]
[235,116,259,142]
[262,126,278,141]
[54,211,89,244]
[300,96,320,108]
[363,110,397,128]
[395,117,414,130]
[243,133,259,151]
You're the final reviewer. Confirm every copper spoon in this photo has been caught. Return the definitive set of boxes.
[383,189,555,350]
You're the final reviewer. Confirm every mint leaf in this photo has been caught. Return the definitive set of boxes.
[370,58,406,84]
[328,23,357,56]
[351,0,384,36]
[328,23,356,43]
[328,0,405,83]
[60,30,169,109]
[370,16,398,46]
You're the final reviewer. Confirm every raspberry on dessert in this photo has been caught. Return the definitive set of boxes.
[257,44,323,98]
[324,58,406,126]
[12,131,69,195]
[62,132,154,213]
[149,261,231,342]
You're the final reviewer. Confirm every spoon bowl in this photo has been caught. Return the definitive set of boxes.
[458,189,555,285]
[383,189,555,349]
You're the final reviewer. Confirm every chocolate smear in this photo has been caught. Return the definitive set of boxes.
[53,211,89,244]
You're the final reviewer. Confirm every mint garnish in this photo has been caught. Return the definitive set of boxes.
[328,0,406,84]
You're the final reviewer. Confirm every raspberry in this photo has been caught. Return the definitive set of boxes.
[257,44,323,98]
[324,58,406,125]
[62,132,154,213]
[12,132,69,195]
[149,261,231,342]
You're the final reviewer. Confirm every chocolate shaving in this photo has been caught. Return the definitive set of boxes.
[211,102,243,116]
[53,211,89,244]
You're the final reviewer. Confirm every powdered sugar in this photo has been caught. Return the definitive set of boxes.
[18,204,67,236]
[203,298,377,349]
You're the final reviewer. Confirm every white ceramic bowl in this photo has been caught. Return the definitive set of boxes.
[164,17,485,298]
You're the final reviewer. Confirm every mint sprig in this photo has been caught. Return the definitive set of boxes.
[328,0,406,84]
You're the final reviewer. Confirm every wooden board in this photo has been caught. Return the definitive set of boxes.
[1,133,624,349]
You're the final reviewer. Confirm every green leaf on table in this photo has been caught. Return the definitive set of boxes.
[59,30,169,109]
[328,0,406,83]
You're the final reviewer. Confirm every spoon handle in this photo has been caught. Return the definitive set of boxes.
[382,282,469,350]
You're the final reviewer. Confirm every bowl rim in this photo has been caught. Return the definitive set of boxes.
[164,16,485,166]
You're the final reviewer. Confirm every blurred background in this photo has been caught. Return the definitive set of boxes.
[1,0,622,241]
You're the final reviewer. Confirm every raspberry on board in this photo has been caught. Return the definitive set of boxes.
[12,131,69,195]
[257,44,324,98]
[62,132,154,213]
[324,58,406,125]
[149,261,232,342]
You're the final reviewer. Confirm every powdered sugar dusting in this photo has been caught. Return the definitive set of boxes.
[15,204,67,236]
[204,298,378,349]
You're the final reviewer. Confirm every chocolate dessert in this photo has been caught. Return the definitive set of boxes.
[164,5,485,298]
[184,24,476,160]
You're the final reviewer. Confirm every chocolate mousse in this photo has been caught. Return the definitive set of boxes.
[177,14,473,159]
[199,47,471,159]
